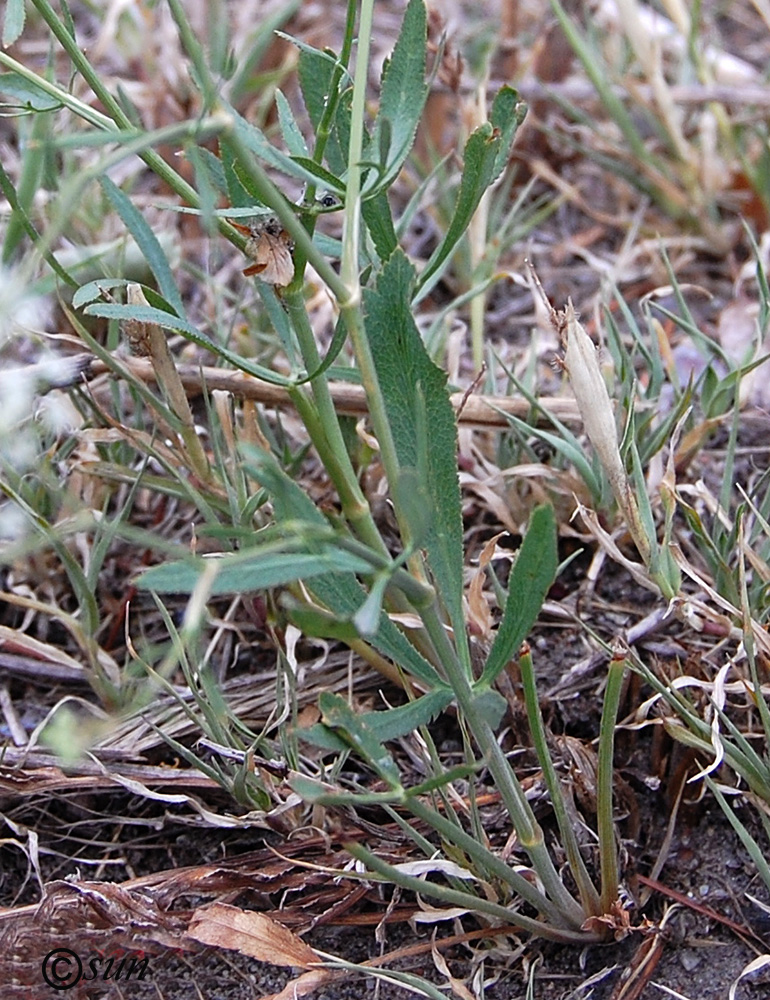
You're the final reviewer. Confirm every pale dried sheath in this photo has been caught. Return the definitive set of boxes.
[561,301,651,565]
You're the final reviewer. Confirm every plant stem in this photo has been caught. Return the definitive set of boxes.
[519,644,602,916]
[347,843,595,944]
[597,650,625,913]
[426,609,587,927]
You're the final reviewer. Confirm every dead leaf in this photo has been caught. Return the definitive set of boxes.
[187,902,318,968]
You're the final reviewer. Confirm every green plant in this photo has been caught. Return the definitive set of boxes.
[0,0,645,949]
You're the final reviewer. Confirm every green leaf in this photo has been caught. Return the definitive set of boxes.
[496,406,602,503]
[469,687,508,730]
[363,250,465,641]
[0,72,61,111]
[186,144,219,234]
[275,89,309,157]
[290,774,403,806]
[244,447,446,690]
[288,156,346,193]
[295,314,348,385]
[225,102,338,189]
[479,505,558,686]
[283,602,362,643]
[362,190,398,261]
[300,688,453,751]
[135,543,374,595]
[366,0,428,194]
[82,299,297,388]
[412,90,526,305]
[319,692,403,788]
[489,86,527,182]
[100,175,185,316]
[2,0,25,47]
[297,43,337,131]
[414,123,501,300]
[218,136,256,208]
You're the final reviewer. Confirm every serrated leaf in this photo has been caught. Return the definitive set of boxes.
[297,44,336,131]
[366,0,428,194]
[295,45,351,177]
[100,175,185,316]
[300,688,453,752]
[2,0,25,47]
[363,250,465,640]
[479,504,558,686]
[414,123,501,301]
[319,692,402,788]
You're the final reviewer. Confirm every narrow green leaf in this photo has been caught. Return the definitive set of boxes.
[3,87,53,262]
[73,278,158,310]
[489,86,527,181]
[218,136,255,208]
[136,546,374,595]
[479,504,558,686]
[100,175,185,316]
[362,190,398,260]
[319,692,403,788]
[290,775,403,807]
[288,156,346,193]
[295,314,348,385]
[363,250,465,639]
[189,145,228,197]
[414,123,501,301]
[244,447,445,689]
[2,0,25,47]
[276,89,309,157]
[186,144,218,234]
[284,603,362,643]
[366,0,428,193]
[0,72,61,111]
[227,101,339,188]
[82,299,297,387]
[0,161,75,281]
[300,688,453,751]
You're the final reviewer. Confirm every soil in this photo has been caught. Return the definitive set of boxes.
[2,570,769,1000]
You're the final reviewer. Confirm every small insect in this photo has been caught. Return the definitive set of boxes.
[227,215,295,287]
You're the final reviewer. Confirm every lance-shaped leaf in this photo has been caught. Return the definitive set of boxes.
[414,87,526,303]
[478,504,558,687]
[300,688,453,752]
[245,447,446,691]
[363,250,465,642]
[365,0,428,196]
